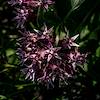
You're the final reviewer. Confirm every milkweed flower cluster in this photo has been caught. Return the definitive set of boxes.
[8,0,54,29]
[13,7,29,28]
[16,26,86,87]
[9,0,54,7]
[9,0,86,87]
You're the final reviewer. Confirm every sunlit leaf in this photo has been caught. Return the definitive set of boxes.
[6,49,15,57]
[55,35,59,46]
[71,0,85,11]
[0,95,7,100]
[96,47,100,57]
[59,31,66,40]
[80,26,90,39]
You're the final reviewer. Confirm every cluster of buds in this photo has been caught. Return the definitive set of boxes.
[17,26,86,87]
[8,0,54,29]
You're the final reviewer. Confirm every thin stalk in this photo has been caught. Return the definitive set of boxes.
[36,6,41,27]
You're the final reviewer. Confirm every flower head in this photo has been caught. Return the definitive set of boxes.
[17,26,86,87]
[14,7,29,29]
[8,0,54,8]
[8,0,55,29]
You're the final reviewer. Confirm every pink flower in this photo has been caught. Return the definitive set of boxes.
[8,0,22,5]
[17,26,86,87]
[8,0,54,8]
[41,0,55,9]
[14,7,29,29]
[8,0,55,29]
[59,34,79,49]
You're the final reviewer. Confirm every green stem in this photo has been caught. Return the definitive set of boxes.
[36,6,41,27]
[29,22,35,29]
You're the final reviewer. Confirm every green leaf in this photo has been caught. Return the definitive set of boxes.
[32,96,38,100]
[0,95,7,100]
[6,49,15,57]
[80,26,90,39]
[71,0,85,11]
[55,26,60,46]
[55,35,59,46]
[96,47,100,57]
[59,31,66,40]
